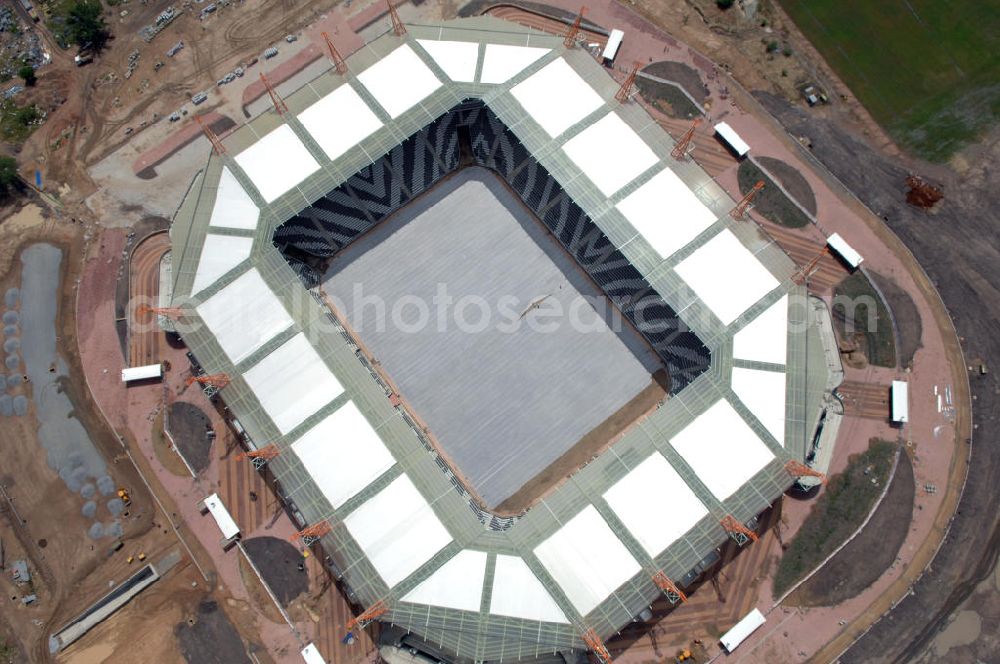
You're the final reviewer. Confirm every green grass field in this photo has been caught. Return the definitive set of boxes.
[774,439,897,597]
[832,272,897,368]
[780,0,1000,161]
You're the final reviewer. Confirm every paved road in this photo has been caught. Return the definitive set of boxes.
[754,92,1000,663]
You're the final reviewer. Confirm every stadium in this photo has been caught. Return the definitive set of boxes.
[168,16,833,664]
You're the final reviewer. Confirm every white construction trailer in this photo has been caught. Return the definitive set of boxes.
[720,608,766,653]
[602,29,624,64]
[120,363,163,383]
[891,380,909,424]
[827,232,864,269]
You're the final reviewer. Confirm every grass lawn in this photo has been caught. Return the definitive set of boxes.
[636,77,702,119]
[0,100,41,143]
[832,271,897,368]
[779,0,1000,161]
[738,160,811,228]
[774,438,897,597]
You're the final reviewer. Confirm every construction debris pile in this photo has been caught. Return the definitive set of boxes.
[140,6,180,43]
[905,175,944,208]
[124,49,140,80]
[0,7,47,79]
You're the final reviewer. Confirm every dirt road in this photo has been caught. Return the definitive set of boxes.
[21,0,349,199]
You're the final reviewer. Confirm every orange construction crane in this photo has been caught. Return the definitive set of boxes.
[291,520,332,546]
[792,245,830,285]
[730,180,765,220]
[322,32,348,75]
[563,7,586,49]
[260,73,289,115]
[581,628,611,664]
[615,62,639,104]
[387,1,406,36]
[186,373,230,389]
[670,118,702,161]
[346,600,388,630]
[135,304,186,320]
[784,460,827,484]
[241,443,280,469]
[652,571,687,604]
[195,115,226,155]
[721,515,758,545]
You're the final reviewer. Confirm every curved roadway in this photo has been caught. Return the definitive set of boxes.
[753,93,999,664]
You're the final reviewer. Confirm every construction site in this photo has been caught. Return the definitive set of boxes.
[0,1,988,663]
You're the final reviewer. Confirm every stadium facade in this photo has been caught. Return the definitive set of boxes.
[169,17,831,663]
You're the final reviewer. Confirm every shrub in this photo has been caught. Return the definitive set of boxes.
[0,156,21,196]
[716,0,735,9]
[18,65,35,86]
[51,0,110,51]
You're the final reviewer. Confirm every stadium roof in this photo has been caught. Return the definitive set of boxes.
[169,17,831,662]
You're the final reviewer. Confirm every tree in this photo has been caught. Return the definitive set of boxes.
[716,0,735,8]
[66,0,109,50]
[0,156,21,196]
[18,65,36,87]
[13,105,39,128]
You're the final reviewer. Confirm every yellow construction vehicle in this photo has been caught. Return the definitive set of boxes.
[675,649,692,663]
[117,488,131,507]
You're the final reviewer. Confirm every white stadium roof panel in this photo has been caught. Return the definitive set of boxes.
[616,167,718,260]
[534,505,641,616]
[675,230,779,325]
[490,555,568,623]
[480,44,549,84]
[191,234,253,295]
[732,294,788,365]
[291,401,396,508]
[299,84,383,161]
[234,125,319,203]
[603,452,708,557]
[670,399,775,501]
[208,166,260,230]
[344,475,452,587]
[242,332,344,434]
[402,550,487,612]
[357,44,442,119]
[732,367,787,446]
[511,58,604,137]
[416,39,479,82]
[562,112,659,196]
[196,268,293,365]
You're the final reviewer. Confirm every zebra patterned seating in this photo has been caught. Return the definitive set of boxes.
[273,99,712,393]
